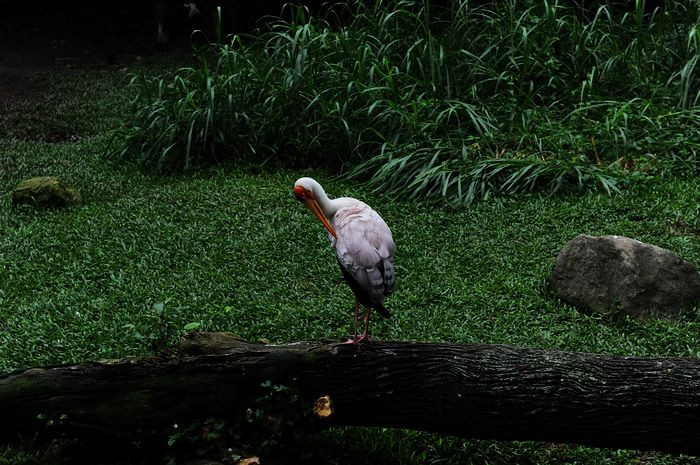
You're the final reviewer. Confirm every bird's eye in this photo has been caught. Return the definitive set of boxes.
[293,186,307,201]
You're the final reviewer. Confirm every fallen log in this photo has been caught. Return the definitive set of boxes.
[1,332,699,455]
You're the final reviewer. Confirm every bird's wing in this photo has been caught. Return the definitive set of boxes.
[333,202,395,304]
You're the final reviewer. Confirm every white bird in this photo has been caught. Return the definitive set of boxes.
[293,177,395,343]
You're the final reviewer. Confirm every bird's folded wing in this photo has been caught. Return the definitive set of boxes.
[334,208,395,303]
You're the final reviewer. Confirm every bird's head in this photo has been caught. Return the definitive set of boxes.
[293,177,337,239]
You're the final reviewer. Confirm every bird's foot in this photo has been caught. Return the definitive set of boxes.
[345,336,372,345]
[344,335,371,344]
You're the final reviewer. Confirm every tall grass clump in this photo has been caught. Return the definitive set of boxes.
[116,0,700,203]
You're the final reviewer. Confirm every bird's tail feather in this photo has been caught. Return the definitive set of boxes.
[375,303,390,319]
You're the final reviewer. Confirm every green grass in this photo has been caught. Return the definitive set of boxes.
[2,17,700,465]
[2,150,700,464]
[317,429,700,465]
[0,69,129,143]
[2,143,700,463]
[3,158,699,372]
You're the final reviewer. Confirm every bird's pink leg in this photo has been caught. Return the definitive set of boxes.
[356,308,372,343]
[345,299,360,344]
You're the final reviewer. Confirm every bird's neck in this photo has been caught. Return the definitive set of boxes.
[313,183,340,218]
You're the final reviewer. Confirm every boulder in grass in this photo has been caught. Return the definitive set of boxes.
[549,234,700,320]
[12,176,81,209]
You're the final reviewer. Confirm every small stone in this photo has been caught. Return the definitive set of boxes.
[549,234,700,319]
[12,176,81,209]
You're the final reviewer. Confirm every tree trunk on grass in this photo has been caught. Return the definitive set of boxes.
[1,332,699,455]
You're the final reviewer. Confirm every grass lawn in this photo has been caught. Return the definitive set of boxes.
[1,58,700,465]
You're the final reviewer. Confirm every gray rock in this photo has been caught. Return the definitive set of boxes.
[549,234,700,319]
[12,176,81,209]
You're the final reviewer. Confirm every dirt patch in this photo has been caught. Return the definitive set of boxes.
[0,0,207,144]
[0,0,197,110]
[0,70,48,108]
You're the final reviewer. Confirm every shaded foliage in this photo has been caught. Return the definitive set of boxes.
[115,0,700,203]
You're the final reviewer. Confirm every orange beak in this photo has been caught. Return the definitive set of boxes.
[305,199,337,239]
